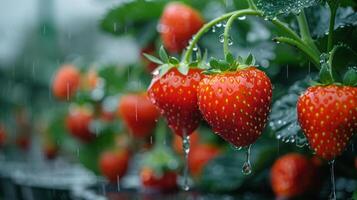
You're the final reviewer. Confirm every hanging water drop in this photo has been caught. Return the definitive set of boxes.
[329,160,337,200]
[228,37,233,46]
[238,16,246,20]
[218,34,224,43]
[216,22,222,28]
[242,145,252,175]
[182,131,190,191]
[212,26,216,33]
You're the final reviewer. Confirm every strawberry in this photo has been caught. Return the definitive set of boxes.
[297,85,357,160]
[271,153,316,198]
[43,143,59,160]
[197,67,272,147]
[140,167,178,192]
[0,125,7,147]
[81,69,98,90]
[141,45,158,72]
[188,144,221,177]
[140,146,179,192]
[16,135,31,151]
[52,64,81,100]
[148,68,205,137]
[99,149,130,183]
[66,108,94,142]
[159,2,204,53]
[172,131,199,154]
[118,93,160,138]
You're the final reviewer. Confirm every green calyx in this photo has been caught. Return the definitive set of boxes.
[204,53,256,75]
[142,146,180,175]
[143,46,208,77]
[317,44,357,86]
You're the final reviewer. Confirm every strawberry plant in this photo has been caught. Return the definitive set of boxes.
[0,0,356,199]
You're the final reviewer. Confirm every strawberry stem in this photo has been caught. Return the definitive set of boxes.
[223,9,261,57]
[327,1,339,52]
[183,11,239,63]
[296,10,320,56]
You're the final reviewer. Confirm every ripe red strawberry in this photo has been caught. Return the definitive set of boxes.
[118,93,160,138]
[148,68,205,137]
[0,125,7,147]
[16,135,31,151]
[99,149,130,183]
[140,167,178,191]
[52,64,80,100]
[141,45,158,72]
[188,144,221,177]
[66,108,94,142]
[271,153,316,198]
[297,85,357,160]
[197,67,272,147]
[159,2,204,53]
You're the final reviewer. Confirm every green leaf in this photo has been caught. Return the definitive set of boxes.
[307,6,357,38]
[343,67,357,86]
[100,0,167,35]
[256,0,319,17]
[143,53,164,65]
[177,63,189,75]
[319,62,335,84]
[159,46,169,63]
[269,76,313,144]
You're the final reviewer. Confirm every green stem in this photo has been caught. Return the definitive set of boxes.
[247,0,258,10]
[183,11,238,63]
[223,9,261,57]
[275,37,320,67]
[327,2,338,51]
[296,10,320,56]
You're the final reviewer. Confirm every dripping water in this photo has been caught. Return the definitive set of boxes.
[182,130,190,191]
[242,144,252,175]
[329,160,336,200]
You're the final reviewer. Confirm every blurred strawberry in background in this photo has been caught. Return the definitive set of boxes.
[99,149,130,183]
[118,93,159,138]
[52,64,81,100]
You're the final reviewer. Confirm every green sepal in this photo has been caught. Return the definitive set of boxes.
[225,53,235,65]
[245,53,255,66]
[177,63,189,75]
[143,53,163,65]
[159,46,169,63]
[343,67,357,86]
[158,64,173,77]
[319,62,335,84]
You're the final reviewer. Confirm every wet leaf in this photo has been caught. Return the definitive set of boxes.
[343,67,357,86]
[269,76,313,145]
[256,0,319,17]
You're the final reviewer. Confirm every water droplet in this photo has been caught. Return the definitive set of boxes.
[219,34,224,43]
[230,143,242,151]
[216,22,222,28]
[238,16,246,20]
[182,130,190,191]
[329,160,336,200]
[242,145,252,175]
[212,26,216,33]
